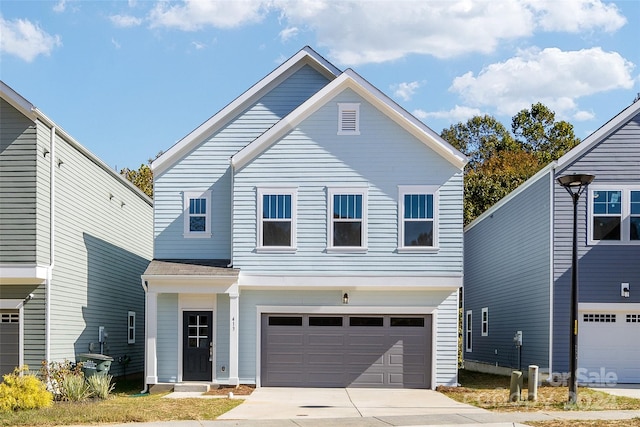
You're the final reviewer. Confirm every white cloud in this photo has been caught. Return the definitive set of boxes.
[110,14,143,28]
[392,81,422,102]
[414,105,483,122]
[450,47,635,118]
[148,0,267,31]
[0,17,62,62]
[191,41,206,50]
[53,0,67,13]
[278,26,299,42]
[526,0,626,33]
[573,110,596,121]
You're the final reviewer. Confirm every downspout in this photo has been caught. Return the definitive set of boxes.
[140,278,149,394]
[46,125,56,363]
[227,157,234,268]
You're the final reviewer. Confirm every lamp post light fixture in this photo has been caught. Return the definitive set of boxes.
[557,173,595,405]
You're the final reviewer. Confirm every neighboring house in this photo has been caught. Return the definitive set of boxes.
[0,82,153,378]
[141,47,467,391]
[463,99,640,384]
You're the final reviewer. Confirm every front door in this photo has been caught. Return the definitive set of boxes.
[183,311,213,381]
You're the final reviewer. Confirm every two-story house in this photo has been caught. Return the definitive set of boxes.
[141,47,467,391]
[463,99,640,384]
[0,82,153,377]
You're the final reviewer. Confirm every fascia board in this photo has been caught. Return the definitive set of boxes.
[152,47,341,176]
[556,99,640,170]
[232,70,468,170]
[464,162,557,232]
[1,81,36,120]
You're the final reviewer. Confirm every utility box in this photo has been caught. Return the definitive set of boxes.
[77,353,113,377]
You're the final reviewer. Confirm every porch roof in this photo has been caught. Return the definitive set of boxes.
[143,259,239,277]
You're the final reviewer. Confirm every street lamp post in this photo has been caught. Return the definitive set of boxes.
[557,173,595,405]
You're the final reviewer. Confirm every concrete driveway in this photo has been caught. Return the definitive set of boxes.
[217,387,488,420]
[590,384,640,399]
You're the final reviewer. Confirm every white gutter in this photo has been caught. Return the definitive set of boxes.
[140,278,149,394]
[46,125,56,363]
[228,157,234,268]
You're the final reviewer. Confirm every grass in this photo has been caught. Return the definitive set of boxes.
[529,420,640,427]
[0,377,242,426]
[438,369,640,412]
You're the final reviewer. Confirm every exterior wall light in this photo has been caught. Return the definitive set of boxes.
[622,283,630,298]
[342,293,349,304]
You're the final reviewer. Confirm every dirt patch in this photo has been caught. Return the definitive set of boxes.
[203,384,255,396]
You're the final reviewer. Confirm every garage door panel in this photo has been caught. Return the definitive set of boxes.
[266,352,304,364]
[262,313,431,388]
[267,334,303,346]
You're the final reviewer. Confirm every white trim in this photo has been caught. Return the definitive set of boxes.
[337,103,360,135]
[183,190,212,238]
[152,47,341,176]
[579,303,640,312]
[237,273,462,289]
[256,187,298,251]
[255,304,438,388]
[231,69,467,171]
[465,310,472,352]
[0,299,25,309]
[142,276,238,294]
[587,185,640,245]
[481,307,488,336]
[398,185,440,251]
[548,169,555,376]
[178,294,216,383]
[0,265,48,284]
[127,311,136,344]
[327,186,368,252]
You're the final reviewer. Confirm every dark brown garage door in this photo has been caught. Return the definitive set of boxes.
[261,314,431,388]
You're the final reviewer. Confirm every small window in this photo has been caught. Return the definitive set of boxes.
[268,316,302,326]
[327,187,367,251]
[589,187,640,244]
[592,190,621,240]
[309,317,343,327]
[127,311,136,344]
[465,310,472,352]
[481,307,488,337]
[631,191,640,240]
[184,190,212,238]
[390,317,424,327]
[349,317,383,327]
[338,103,360,135]
[398,186,439,250]
[583,313,616,323]
[257,188,297,250]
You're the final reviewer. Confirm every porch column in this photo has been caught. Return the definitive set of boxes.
[145,291,158,385]
[228,290,239,386]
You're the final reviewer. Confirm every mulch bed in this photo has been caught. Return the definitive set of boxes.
[203,384,255,396]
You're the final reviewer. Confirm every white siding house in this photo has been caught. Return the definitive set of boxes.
[142,47,467,390]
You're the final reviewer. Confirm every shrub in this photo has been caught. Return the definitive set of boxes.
[40,360,83,400]
[87,374,115,399]
[60,374,90,402]
[0,366,53,412]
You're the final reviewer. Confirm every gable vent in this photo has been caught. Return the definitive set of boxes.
[338,103,360,135]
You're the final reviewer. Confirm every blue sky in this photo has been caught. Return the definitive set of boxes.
[1,0,638,171]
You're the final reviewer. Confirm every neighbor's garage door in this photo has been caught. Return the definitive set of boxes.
[261,314,432,388]
[0,310,20,377]
[579,311,640,384]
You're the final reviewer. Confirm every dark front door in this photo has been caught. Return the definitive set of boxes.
[183,311,213,381]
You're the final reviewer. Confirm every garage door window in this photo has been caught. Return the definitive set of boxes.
[268,316,302,326]
[627,314,640,323]
[309,317,343,326]
[583,313,616,322]
[390,317,424,327]
[349,317,383,326]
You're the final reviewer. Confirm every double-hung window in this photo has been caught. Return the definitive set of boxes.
[327,187,367,251]
[398,186,438,251]
[257,188,297,251]
[589,187,640,244]
[184,190,212,238]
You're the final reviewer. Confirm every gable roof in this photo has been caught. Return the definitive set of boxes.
[231,68,467,170]
[152,46,342,175]
[556,98,640,170]
[465,97,640,232]
[0,80,152,206]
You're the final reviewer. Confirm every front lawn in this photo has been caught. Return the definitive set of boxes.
[438,370,640,412]
[0,378,242,426]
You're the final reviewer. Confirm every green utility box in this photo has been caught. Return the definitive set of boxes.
[77,353,113,377]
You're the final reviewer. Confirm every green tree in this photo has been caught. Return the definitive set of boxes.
[120,151,162,198]
[511,102,580,163]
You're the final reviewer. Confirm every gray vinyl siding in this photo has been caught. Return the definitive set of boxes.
[154,65,330,260]
[157,293,178,382]
[552,111,640,372]
[233,89,464,275]
[464,170,552,370]
[237,289,459,387]
[0,98,38,263]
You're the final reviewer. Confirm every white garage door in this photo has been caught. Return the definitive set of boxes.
[261,314,432,388]
[579,310,640,384]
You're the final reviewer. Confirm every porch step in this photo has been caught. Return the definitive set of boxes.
[173,383,211,393]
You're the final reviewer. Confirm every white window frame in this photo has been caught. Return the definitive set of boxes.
[337,103,360,135]
[183,190,212,238]
[481,307,488,337]
[398,185,439,252]
[327,187,368,253]
[127,311,136,344]
[465,310,472,352]
[588,186,640,245]
[256,187,298,252]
